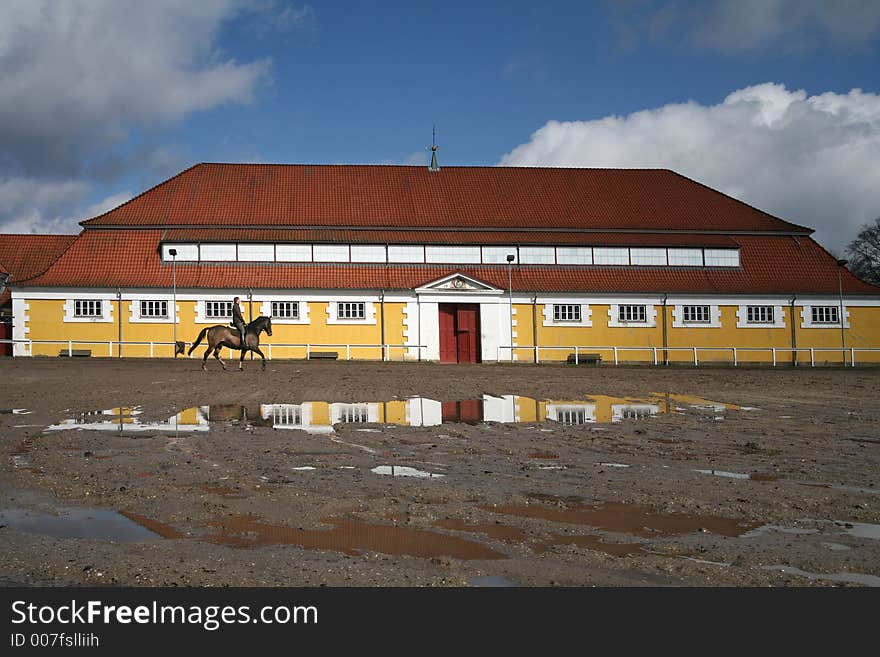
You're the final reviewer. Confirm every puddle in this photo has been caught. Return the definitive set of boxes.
[695,469,779,482]
[833,521,880,540]
[0,507,162,542]
[469,575,518,587]
[371,465,445,479]
[434,518,529,543]
[532,534,647,557]
[598,463,631,468]
[764,565,880,587]
[195,484,248,498]
[204,515,505,560]
[484,496,760,538]
[821,543,852,551]
[44,392,744,435]
[741,524,820,539]
[798,482,879,495]
[0,409,30,414]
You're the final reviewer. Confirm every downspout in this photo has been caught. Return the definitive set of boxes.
[116,287,122,358]
[790,294,798,366]
[661,293,668,365]
[248,288,253,360]
[531,294,539,364]
[380,289,386,362]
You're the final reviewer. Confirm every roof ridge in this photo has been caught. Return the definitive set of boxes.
[7,234,80,285]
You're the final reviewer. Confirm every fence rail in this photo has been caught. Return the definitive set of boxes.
[497,344,880,367]
[3,338,879,367]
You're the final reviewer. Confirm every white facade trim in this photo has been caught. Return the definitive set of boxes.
[326,300,377,325]
[607,303,658,328]
[401,302,421,359]
[414,272,503,295]
[195,299,234,324]
[12,298,29,356]
[736,305,786,329]
[260,299,311,325]
[128,298,179,324]
[800,305,851,329]
[671,304,722,328]
[542,303,593,327]
[63,298,114,323]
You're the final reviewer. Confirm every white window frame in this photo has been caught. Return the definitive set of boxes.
[672,304,722,328]
[237,244,275,262]
[327,300,377,325]
[801,305,849,328]
[545,403,596,425]
[704,249,741,267]
[519,247,556,264]
[63,298,113,323]
[198,300,234,323]
[425,246,482,264]
[481,247,518,264]
[608,303,657,327]
[667,248,704,267]
[555,247,592,265]
[276,244,313,262]
[542,302,592,327]
[350,245,387,263]
[330,403,380,424]
[162,244,198,261]
[736,305,785,329]
[260,299,310,325]
[629,248,667,266]
[313,244,350,262]
[199,244,237,261]
[387,245,425,263]
[552,304,581,322]
[270,301,299,319]
[129,298,176,324]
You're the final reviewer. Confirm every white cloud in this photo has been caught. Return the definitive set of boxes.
[0,178,90,234]
[500,83,880,250]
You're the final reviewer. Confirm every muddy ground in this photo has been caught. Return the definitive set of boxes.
[0,357,878,587]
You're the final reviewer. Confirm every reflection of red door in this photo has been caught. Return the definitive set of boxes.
[441,399,484,423]
[439,304,481,364]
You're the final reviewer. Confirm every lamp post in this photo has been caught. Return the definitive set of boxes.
[507,254,515,362]
[169,249,177,358]
[837,258,847,366]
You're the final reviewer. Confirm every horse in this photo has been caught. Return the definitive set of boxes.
[187,315,273,371]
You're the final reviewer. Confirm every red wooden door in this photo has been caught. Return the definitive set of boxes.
[456,305,480,363]
[438,304,457,363]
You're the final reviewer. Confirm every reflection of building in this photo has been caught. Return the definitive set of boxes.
[46,406,209,432]
[6,164,880,364]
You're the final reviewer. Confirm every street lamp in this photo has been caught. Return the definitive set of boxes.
[507,254,515,362]
[169,248,177,358]
[837,258,847,366]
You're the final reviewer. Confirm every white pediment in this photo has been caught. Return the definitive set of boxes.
[415,273,502,294]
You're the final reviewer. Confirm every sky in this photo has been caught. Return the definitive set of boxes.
[1,0,879,251]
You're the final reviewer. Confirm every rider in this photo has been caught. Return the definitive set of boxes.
[232,296,247,346]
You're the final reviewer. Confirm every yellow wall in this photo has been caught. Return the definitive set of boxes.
[18,297,880,363]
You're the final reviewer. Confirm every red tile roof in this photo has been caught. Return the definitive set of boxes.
[0,234,77,284]
[80,164,812,234]
[160,228,739,247]
[21,230,880,295]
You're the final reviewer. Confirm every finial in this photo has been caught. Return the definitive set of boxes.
[428,125,440,172]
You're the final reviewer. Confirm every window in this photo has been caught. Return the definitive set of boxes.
[553,304,581,322]
[276,244,312,261]
[200,244,236,261]
[74,300,102,317]
[337,302,366,320]
[747,305,775,324]
[556,247,592,265]
[313,245,349,262]
[205,301,233,319]
[337,405,370,423]
[667,249,703,266]
[350,245,387,262]
[425,246,482,263]
[618,305,647,323]
[519,247,555,264]
[630,248,667,266]
[682,305,711,323]
[237,244,274,261]
[140,300,168,318]
[594,248,629,265]
[811,306,839,324]
[162,244,198,261]
[557,408,590,425]
[271,301,299,319]
[271,406,302,427]
[482,247,518,264]
[704,249,740,267]
[387,245,424,262]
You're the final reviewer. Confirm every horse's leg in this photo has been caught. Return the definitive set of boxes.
[202,345,212,371]
[252,346,267,370]
[239,347,247,371]
[214,346,227,371]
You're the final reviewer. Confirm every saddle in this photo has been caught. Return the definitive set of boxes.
[229,324,246,341]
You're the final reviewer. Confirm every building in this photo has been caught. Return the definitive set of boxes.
[6,162,880,364]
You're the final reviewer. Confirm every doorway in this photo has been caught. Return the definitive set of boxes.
[438,303,481,363]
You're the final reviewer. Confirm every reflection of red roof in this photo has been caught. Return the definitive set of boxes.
[23,230,880,295]
[161,228,739,247]
[81,163,812,233]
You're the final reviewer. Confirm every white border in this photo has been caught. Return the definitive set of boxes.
[608,303,658,328]
[736,304,785,329]
[327,300,377,325]
[63,298,113,323]
[260,299,310,325]
[672,304,722,328]
[129,298,178,324]
[801,305,850,329]
[542,303,593,327]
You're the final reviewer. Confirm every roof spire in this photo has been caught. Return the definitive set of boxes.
[428,125,440,172]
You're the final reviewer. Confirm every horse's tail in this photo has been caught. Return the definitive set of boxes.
[187,327,210,355]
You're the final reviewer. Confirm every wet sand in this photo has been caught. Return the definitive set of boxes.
[1,357,878,587]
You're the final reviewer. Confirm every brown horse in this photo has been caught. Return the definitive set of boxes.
[187,315,273,371]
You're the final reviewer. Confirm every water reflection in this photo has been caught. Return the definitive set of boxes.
[46,392,743,433]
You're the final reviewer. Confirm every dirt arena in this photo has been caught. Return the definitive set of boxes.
[1,357,878,587]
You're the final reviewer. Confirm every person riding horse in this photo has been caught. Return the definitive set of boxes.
[232,296,246,345]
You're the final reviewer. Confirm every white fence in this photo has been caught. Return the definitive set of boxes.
[498,344,880,367]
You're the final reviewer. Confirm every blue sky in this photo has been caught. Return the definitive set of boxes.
[2,1,879,250]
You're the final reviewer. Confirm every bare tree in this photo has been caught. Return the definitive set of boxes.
[846,218,880,285]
